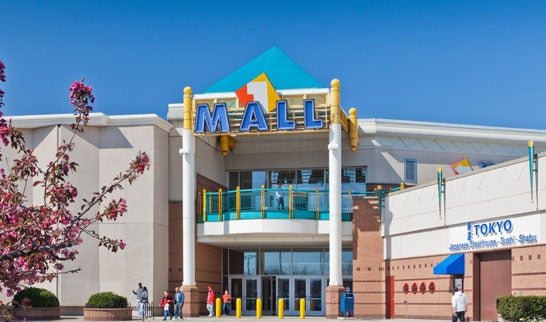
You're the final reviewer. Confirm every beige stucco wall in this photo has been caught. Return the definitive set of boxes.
[0,114,171,309]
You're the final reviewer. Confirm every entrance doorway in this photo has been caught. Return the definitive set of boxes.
[261,276,276,315]
[476,251,511,321]
[229,276,325,316]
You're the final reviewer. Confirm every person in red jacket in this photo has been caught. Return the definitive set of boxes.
[222,290,232,316]
[160,290,174,320]
[206,286,215,317]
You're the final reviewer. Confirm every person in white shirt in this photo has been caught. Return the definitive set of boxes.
[132,282,143,317]
[451,286,469,322]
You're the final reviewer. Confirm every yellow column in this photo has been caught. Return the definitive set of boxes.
[202,189,207,222]
[278,299,284,319]
[289,185,293,219]
[236,298,242,318]
[236,186,241,219]
[315,187,320,219]
[299,298,305,319]
[261,185,265,218]
[183,86,192,130]
[330,79,340,124]
[218,188,223,221]
[349,107,359,152]
[256,298,262,318]
[215,297,221,318]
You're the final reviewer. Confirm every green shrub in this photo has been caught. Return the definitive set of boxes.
[86,292,128,308]
[497,295,546,321]
[13,287,60,308]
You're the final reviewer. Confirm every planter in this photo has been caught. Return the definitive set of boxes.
[14,307,61,320]
[83,307,132,321]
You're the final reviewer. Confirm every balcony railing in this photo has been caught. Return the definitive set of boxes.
[197,186,374,223]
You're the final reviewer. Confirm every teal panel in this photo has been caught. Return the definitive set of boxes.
[205,47,324,93]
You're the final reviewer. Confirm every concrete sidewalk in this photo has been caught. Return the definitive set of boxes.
[35,315,450,322]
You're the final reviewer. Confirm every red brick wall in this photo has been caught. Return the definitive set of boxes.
[352,196,475,320]
[169,174,225,315]
[387,255,473,320]
[352,197,386,319]
[512,245,546,296]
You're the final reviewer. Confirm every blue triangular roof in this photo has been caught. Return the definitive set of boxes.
[204,46,324,93]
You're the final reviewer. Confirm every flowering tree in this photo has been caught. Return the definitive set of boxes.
[0,61,150,296]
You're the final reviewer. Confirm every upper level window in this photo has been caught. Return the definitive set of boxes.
[404,159,417,183]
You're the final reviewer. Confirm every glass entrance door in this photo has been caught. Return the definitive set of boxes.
[277,278,290,314]
[261,276,276,315]
[230,276,325,316]
[308,277,323,315]
[294,278,307,313]
[291,277,325,316]
[245,278,258,314]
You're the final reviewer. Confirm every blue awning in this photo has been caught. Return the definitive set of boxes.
[433,253,465,275]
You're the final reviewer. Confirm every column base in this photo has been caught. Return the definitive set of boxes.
[325,285,346,319]
[181,285,200,317]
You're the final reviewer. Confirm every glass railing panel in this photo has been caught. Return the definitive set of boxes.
[200,189,374,222]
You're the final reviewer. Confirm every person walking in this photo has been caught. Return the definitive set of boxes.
[160,290,174,320]
[132,282,143,317]
[451,286,469,322]
[140,286,149,318]
[222,290,232,316]
[173,287,185,320]
[177,285,185,319]
[206,286,215,317]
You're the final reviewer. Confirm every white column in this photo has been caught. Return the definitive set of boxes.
[328,123,342,286]
[180,128,195,285]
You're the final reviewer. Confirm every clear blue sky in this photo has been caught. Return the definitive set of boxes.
[2,0,546,129]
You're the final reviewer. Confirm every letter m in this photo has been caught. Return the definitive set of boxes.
[194,103,230,133]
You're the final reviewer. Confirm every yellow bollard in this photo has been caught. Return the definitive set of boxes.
[256,298,262,319]
[299,298,305,319]
[278,298,284,319]
[215,297,221,318]
[236,298,242,318]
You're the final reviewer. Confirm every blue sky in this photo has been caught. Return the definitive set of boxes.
[1,0,546,129]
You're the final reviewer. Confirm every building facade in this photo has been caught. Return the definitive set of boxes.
[2,48,546,319]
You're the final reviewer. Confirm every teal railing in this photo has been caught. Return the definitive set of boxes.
[198,187,374,223]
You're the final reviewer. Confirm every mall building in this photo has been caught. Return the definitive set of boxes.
[2,47,546,320]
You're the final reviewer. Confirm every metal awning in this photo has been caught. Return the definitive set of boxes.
[433,253,465,275]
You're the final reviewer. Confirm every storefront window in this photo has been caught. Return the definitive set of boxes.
[261,250,291,275]
[324,249,353,275]
[228,168,365,192]
[292,250,323,275]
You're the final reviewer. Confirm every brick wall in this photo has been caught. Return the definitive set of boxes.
[169,174,225,315]
[352,196,475,320]
[512,245,546,296]
[387,255,470,320]
[352,197,386,319]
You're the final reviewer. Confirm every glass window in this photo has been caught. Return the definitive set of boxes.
[342,250,353,275]
[240,171,253,189]
[355,167,366,192]
[341,169,355,192]
[243,251,258,275]
[270,170,297,186]
[262,250,291,275]
[228,172,239,190]
[228,250,244,275]
[293,250,323,275]
[404,159,417,183]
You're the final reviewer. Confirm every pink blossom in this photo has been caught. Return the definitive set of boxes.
[0,63,149,295]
